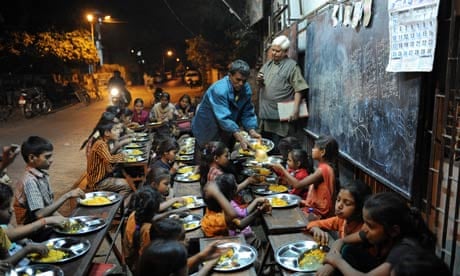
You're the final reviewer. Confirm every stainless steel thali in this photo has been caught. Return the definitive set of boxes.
[123,142,146,149]
[176,155,194,161]
[121,148,144,156]
[170,213,202,232]
[14,264,64,276]
[266,194,301,208]
[214,242,257,272]
[53,216,107,235]
[172,195,205,209]
[29,238,91,264]
[78,191,122,207]
[242,156,283,167]
[252,184,289,195]
[275,241,327,272]
[174,172,201,182]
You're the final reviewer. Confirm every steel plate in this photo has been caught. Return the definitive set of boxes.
[242,156,283,167]
[275,241,326,272]
[53,216,107,235]
[176,155,194,161]
[172,196,205,209]
[122,149,144,156]
[78,191,122,207]
[124,142,146,149]
[124,155,148,163]
[170,213,202,232]
[252,184,288,195]
[177,165,199,174]
[132,136,149,142]
[266,194,301,208]
[14,264,64,276]
[29,238,91,264]
[174,172,201,182]
[214,242,257,272]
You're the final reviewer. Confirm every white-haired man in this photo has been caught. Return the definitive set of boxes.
[257,35,309,149]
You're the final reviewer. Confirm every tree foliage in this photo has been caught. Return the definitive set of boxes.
[0,29,98,65]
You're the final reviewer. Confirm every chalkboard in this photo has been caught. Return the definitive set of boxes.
[305,0,421,197]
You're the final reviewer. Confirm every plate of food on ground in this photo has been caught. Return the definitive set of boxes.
[53,216,107,235]
[275,240,328,272]
[169,213,202,232]
[265,194,301,208]
[174,172,201,182]
[14,264,64,276]
[252,184,288,195]
[172,196,205,209]
[213,242,257,272]
[29,238,91,264]
[78,191,122,207]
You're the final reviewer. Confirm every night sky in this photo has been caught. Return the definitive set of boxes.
[0,0,246,67]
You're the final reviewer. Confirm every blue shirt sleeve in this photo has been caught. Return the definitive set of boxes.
[240,84,258,130]
[208,87,240,134]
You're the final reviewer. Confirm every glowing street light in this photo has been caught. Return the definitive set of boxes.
[162,50,174,74]
[86,14,94,43]
[86,13,113,65]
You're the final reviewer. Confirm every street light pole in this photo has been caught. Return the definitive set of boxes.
[86,14,94,43]
[163,50,173,74]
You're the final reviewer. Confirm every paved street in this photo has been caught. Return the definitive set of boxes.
[0,81,203,213]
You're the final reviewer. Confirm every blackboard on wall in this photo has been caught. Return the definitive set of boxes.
[305,0,421,197]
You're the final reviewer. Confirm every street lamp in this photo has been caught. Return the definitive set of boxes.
[162,50,173,74]
[86,13,112,66]
[86,14,94,43]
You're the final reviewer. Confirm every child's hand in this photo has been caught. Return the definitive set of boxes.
[200,241,226,261]
[323,249,343,267]
[25,243,49,256]
[258,199,272,214]
[67,188,85,199]
[246,175,258,185]
[311,227,329,245]
[44,215,67,226]
[270,163,284,173]
[203,181,219,198]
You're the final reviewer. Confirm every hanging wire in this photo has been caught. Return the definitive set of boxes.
[162,0,196,36]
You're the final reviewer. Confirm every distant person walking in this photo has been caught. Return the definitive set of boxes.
[257,35,309,147]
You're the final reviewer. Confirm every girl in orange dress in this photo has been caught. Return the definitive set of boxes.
[271,135,339,218]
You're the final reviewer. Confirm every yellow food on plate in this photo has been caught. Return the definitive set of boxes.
[268,185,288,193]
[131,149,143,155]
[218,248,234,264]
[238,148,253,156]
[178,166,194,174]
[126,143,140,148]
[270,197,288,207]
[126,157,138,162]
[258,167,271,176]
[189,174,200,181]
[298,248,326,269]
[80,196,111,206]
[172,197,195,208]
[183,222,199,230]
[29,249,68,262]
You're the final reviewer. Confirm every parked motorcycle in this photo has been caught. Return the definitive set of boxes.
[18,87,52,118]
[69,82,91,106]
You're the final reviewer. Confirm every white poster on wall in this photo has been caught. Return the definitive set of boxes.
[386,0,440,72]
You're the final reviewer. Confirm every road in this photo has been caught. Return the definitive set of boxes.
[0,80,203,215]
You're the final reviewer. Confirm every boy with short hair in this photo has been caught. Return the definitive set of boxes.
[13,136,85,225]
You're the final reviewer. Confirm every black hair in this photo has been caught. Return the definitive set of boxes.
[128,187,162,254]
[134,98,144,105]
[364,192,436,250]
[391,247,451,276]
[154,87,164,103]
[137,239,187,276]
[21,136,53,163]
[150,217,185,242]
[314,135,340,193]
[289,149,313,173]
[278,136,301,160]
[0,183,13,210]
[229,59,250,77]
[339,180,372,222]
[80,112,119,150]
[95,121,117,140]
[199,141,228,187]
[106,105,122,117]
[159,91,170,101]
[155,138,179,157]
[203,173,237,212]
[146,167,171,189]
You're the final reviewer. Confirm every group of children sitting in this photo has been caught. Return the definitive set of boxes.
[0,96,452,275]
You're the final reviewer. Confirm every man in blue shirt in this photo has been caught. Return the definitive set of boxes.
[192,59,261,150]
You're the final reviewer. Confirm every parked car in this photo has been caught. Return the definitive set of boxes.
[184,70,201,88]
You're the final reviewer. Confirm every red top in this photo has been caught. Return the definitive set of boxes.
[132,109,149,125]
[288,168,309,199]
[303,162,335,218]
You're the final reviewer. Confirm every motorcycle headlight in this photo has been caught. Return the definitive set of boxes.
[110,87,120,97]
